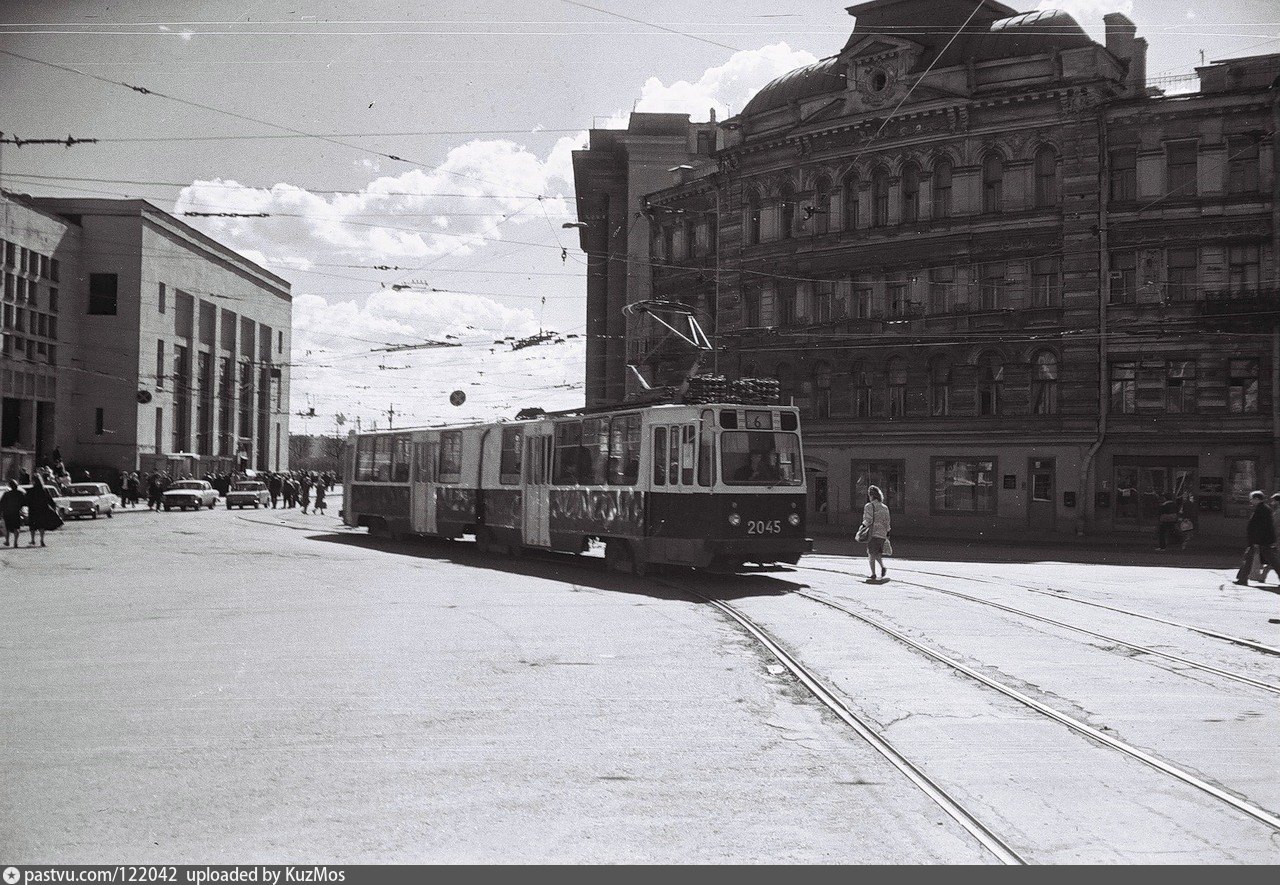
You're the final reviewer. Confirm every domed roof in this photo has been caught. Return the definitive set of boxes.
[741,57,846,116]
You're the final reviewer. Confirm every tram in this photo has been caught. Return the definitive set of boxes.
[341,401,811,573]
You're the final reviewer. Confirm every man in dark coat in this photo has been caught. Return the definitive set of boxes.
[1235,490,1275,585]
[268,472,282,509]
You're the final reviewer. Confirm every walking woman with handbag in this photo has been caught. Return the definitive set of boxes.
[856,484,892,583]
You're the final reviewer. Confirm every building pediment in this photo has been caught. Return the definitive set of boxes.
[839,35,925,113]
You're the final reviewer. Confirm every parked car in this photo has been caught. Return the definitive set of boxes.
[163,480,219,511]
[58,482,120,519]
[225,481,270,509]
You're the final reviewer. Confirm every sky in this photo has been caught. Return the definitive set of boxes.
[1,0,1277,431]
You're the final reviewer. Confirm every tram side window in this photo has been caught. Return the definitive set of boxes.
[653,427,667,486]
[608,413,641,485]
[500,427,523,485]
[417,442,435,482]
[356,436,376,481]
[554,421,582,484]
[667,426,680,485]
[438,431,463,483]
[698,411,715,487]
[580,417,609,485]
[681,425,696,485]
[372,435,392,481]
[391,435,411,483]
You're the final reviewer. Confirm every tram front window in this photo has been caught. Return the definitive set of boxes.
[721,432,802,486]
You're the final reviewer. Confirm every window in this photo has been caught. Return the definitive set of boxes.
[88,273,118,315]
[932,157,952,219]
[1165,361,1196,413]
[929,356,951,416]
[853,286,872,320]
[156,340,165,389]
[580,417,609,485]
[652,426,668,486]
[1227,135,1260,194]
[1227,458,1259,518]
[698,410,715,487]
[154,408,164,455]
[1031,257,1060,307]
[696,130,713,155]
[812,176,831,235]
[1228,245,1260,292]
[982,153,1003,213]
[933,458,997,512]
[50,258,59,282]
[1110,251,1136,304]
[979,263,1005,310]
[901,162,920,223]
[371,435,392,481]
[851,361,871,417]
[391,435,412,482]
[278,330,284,353]
[500,427,523,484]
[743,289,761,327]
[779,182,795,240]
[721,432,801,485]
[48,287,58,313]
[886,357,907,417]
[929,266,953,314]
[852,460,905,512]
[607,413,641,485]
[871,167,890,226]
[1110,361,1136,414]
[775,362,795,406]
[812,361,832,419]
[679,424,696,486]
[158,283,166,314]
[976,352,1003,416]
[1229,359,1259,413]
[95,408,105,436]
[842,171,859,230]
[553,421,582,484]
[778,282,797,326]
[812,280,833,323]
[1165,247,1198,302]
[887,281,908,317]
[746,192,762,245]
[1110,149,1137,201]
[1032,351,1058,415]
[1165,141,1198,198]
[1034,146,1059,207]
[438,431,463,482]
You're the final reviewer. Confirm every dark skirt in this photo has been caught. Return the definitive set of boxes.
[27,497,62,531]
[2,513,20,532]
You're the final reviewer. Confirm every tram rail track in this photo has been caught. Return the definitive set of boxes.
[794,563,1280,695]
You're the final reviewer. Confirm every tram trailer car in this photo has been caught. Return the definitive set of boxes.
[342,403,811,573]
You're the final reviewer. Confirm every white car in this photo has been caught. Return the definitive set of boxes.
[57,482,120,520]
[225,481,270,509]
[163,480,219,511]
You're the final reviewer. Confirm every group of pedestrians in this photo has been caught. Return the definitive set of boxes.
[265,471,335,515]
[1,475,63,548]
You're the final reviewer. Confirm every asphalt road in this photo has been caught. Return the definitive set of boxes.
[1,504,1277,862]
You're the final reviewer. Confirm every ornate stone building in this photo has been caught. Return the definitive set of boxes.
[590,0,1279,540]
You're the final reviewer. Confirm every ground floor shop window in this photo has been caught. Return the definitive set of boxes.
[851,460,904,512]
[1226,458,1259,518]
[1112,459,1197,525]
[931,458,996,513]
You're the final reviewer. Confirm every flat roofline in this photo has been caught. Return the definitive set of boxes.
[0,188,85,229]
[28,196,291,295]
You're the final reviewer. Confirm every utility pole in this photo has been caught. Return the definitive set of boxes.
[385,404,396,429]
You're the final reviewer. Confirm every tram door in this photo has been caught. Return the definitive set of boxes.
[412,439,438,535]
[522,432,551,548]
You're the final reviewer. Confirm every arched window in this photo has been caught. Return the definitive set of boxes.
[812,360,833,418]
[1032,351,1059,415]
[982,152,1004,214]
[779,182,796,240]
[850,360,871,417]
[812,176,831,235]
[929,355,951,416]
[774,361,795,405]
[901,162,921,223]
[886,357,907,417]
[842,171,860,230]
[976,351,1003,416]
[1034,145,1059,208]
[932,156,953,219]
[871,167,890,227]
[746,191,762,246]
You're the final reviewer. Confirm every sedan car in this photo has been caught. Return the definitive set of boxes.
[225,481,270,509]
[163,480,219,511]
[57,482,120,519]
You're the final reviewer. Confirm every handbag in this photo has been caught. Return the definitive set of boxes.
[855,524,869,543]
[883,538,893,557]
[1177,518,1193,533]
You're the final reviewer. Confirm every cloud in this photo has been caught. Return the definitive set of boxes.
[635,42,819,120]
[290,290,584,427]
[174,137,575,267]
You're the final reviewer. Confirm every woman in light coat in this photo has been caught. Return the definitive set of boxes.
[860,484,891,582]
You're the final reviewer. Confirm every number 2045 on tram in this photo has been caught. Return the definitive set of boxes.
[342,402,812,573]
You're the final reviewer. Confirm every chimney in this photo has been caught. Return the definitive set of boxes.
[1103,13,1147,94]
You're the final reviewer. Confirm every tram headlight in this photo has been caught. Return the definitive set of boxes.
[727,513,741,527]
[788,513,801,526]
